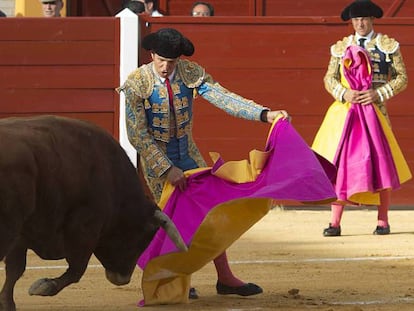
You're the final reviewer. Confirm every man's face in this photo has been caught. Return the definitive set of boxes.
[151,53,178,79]
[41,1,63,17]
[351,17,374,37]
[192,4,211,17]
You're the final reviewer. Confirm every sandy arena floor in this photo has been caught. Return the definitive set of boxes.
[2,207,414,311]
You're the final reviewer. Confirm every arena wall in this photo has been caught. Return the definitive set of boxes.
[0,14,413,205]
[0,17,120,137]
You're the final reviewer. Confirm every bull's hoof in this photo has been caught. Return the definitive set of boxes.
[28,278,59,296]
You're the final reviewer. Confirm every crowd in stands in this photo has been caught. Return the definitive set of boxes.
[120,0,214,16]
[0,1,215,17]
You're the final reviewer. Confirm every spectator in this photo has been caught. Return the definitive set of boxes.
[0,9,6,17]
[123,0,146,14]
[191,1,214,16]
[136,0,163,16]
[39,0,64,17]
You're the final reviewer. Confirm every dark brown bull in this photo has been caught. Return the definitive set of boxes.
[0,115,186,311]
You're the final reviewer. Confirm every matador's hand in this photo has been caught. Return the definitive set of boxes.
[344,89,378,105]
[167,166,187,192]
[266,110,291,123]
[357,89,379,105]
[343,89,360,103]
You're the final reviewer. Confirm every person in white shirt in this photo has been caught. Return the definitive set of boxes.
[137,0,163,16]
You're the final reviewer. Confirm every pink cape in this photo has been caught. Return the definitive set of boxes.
[335,46,400,202]
[312,46,411,205]
[138,118,337,305]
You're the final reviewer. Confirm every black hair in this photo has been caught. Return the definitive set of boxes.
[123,1,145,14]
[122,0,158,10]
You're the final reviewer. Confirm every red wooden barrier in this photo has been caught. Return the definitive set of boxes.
[0,14,412,205]
[0,17,120,136]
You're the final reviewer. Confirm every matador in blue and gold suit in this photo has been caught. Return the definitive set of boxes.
[119,27,295,302]
[120,58,270,202]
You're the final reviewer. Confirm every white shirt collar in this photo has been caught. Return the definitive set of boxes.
[356,30,374,42]
[152,65,175,83]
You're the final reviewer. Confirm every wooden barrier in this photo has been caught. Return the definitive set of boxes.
[0,15,412,205]
[0,17,120,137]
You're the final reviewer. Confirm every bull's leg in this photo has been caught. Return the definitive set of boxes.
[0,243,28,311]
[29,223,97,297]
[28,250,93,297]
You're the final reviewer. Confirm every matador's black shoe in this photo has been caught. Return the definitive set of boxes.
[373,225,390,235]
[216,282,263,296]
[189,287,199,299]
[323,224,341,237]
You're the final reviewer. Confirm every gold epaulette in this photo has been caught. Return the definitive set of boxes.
[123,64,155,99]
[177,59,205,88]
[330,35,352,57]
[376,33,399,54]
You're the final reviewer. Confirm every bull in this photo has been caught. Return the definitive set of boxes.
[0,115,187,311]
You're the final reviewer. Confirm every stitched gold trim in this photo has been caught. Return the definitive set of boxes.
[123,64,154,99]
[376,34,399,54]
[177,59,205,88]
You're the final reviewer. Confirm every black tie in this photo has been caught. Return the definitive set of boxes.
[358,38,366,48]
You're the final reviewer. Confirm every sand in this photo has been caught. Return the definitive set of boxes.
[2,207,414,311]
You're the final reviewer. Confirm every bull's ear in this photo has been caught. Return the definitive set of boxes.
[154,209,188,252]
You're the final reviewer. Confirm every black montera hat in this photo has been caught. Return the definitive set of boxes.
[142,28,195,59]
[341,0,383,21]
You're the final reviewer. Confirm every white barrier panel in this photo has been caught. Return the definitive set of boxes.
[116,8,139,167]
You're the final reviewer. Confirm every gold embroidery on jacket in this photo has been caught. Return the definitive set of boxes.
[178,59,205,88]
[376,34,399,54]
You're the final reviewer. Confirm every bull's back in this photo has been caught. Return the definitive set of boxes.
[0,115,147,257]
[0,115,136,190]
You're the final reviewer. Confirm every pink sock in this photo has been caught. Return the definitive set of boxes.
[330,203,344,227]
[377,190,391,227]
[213,252,244,287]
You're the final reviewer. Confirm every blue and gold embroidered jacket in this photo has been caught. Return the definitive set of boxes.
[119,59,267,200]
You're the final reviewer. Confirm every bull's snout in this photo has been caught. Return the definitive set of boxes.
[105,270,132,286]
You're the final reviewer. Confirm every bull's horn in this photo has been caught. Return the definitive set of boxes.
[154,209,188,252]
